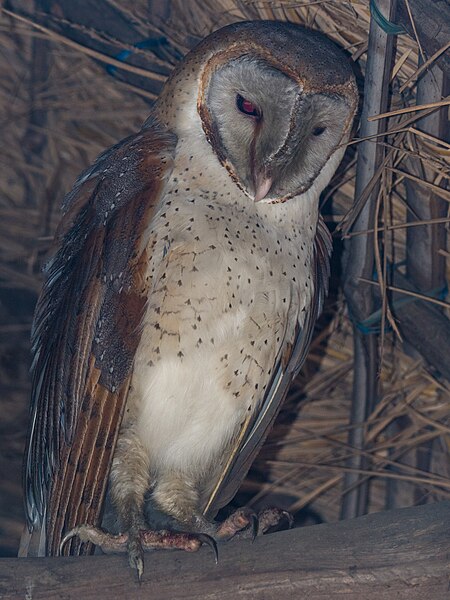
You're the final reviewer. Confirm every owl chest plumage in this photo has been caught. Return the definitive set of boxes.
[124,141,317,486]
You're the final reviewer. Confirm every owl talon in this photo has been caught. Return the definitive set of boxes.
[214,506,294,541]
[60,525,128,554]
[60,524,217,576]
[127,533,145,581]
[250,514,259,542]
[197,533,219,564]
[215,507,258,540]
[257,507,294,534]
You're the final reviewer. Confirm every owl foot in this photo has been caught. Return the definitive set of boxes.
[216,506,293,540]
[256,506,294,534]
[61,525,217,580]
[215,507,258,540]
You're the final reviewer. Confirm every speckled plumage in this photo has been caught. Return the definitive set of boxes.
[22,21,357,569]
[118,149,318,519]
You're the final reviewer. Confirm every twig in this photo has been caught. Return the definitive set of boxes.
[368,97,450,122]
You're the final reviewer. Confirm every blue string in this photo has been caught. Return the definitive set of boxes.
[370,0,407,36]
[106,37,168,76]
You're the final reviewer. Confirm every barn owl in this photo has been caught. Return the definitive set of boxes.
[21,20,357,577]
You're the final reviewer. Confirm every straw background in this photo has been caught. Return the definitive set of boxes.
[1,0,449,557]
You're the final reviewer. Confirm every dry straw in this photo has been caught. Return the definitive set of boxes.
[0,0,448,554]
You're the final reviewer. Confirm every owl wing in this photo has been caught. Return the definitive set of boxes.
[22,119,176,556]
[203,216,332,518]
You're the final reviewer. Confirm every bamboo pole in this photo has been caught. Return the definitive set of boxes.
[386,60,449,509]
[405,67,448,294]
[341,0,398,519]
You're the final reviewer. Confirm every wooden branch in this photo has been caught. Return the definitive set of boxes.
[1,502,449,599]
[342,0,398,519]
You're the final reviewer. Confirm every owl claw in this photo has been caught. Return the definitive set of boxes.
[257,507,294,533]
[197,533,218,564]
[214,506,293,541]
[60,528,76,554]
[215,507,257,540]
[250,514,259,542]
[60,525,128,555]
[127,533,145,581]
[60,524,216,578]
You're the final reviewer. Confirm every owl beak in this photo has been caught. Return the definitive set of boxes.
[253,173,273,203]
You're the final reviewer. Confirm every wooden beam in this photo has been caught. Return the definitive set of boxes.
[1,502,449,599]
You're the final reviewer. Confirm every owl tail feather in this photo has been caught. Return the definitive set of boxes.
[18,519,46,557]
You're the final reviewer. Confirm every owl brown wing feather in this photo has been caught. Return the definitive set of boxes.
[204,216,331,518]
[24,119,176,556]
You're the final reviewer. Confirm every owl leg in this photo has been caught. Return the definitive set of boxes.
[215,506,294,539]
[151,471,224,538]
[61,430,216,579]
[152,473,290,541]
[109,430,151,577]
[111,430,217,576]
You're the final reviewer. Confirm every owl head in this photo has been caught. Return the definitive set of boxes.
[156,21,358,203]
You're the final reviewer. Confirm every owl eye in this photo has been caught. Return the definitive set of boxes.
[312,126,326,136]
[236,94,260,118]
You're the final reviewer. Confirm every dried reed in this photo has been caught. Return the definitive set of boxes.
[0,0,448,556]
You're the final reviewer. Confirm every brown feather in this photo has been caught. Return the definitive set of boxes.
[24,117,176,556]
